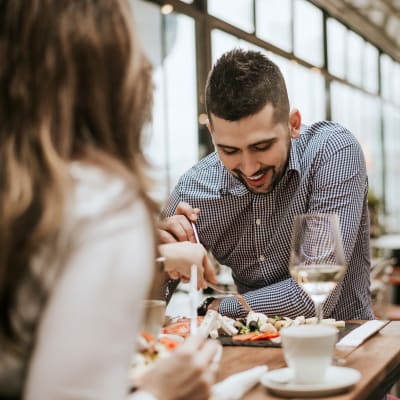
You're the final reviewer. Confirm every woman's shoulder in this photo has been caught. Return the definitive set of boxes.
[68,161,139,220]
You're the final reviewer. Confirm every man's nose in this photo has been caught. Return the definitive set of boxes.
[239,153,260,177]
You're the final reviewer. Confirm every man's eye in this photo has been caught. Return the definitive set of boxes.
[222,148,238,155]
[254,143,271,151]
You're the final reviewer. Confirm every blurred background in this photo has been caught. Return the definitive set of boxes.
[130,0,400,234]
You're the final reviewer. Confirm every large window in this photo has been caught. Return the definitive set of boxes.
[208,0,254,33]
[364,42,379,94]
[381,54,394,101]
[255,0,292,52]
[133,0,198,201]
[134,0,400,231]
[331,82,382,198]
[383,105,400,230]
[327,18,346,79]
[268,54,326,124]
[346,31,364,87]
[293,0,324,67]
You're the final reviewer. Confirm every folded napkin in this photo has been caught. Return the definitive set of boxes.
[336,320,388,348]
[210,365,268,400]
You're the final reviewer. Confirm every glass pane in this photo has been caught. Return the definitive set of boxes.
[269,54,326,124]
[327,18,346,79]
[208,0,254,33]
[293,0,324,66]
[211,29,241,63]
[163,14,198,192]
[131,0,167,201]
[211,29,267,64]
[364,42,378,94]
[331,82,382,198]
[346,31,363,86]
[131,0,163,67]
[383,104,400,230]
[330,81,351,129]
[381,54,393,101]
[394,63,400,107]
[331,83,363,138]
[255,0,292,52]
[134,1,198,201]
[288,64,326,124]
[359,94,382,197]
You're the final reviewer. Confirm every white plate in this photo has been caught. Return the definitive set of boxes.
[259,366,361,398]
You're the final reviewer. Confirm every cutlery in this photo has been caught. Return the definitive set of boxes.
[189,263,198,335]
[206,281,238,296]
[191,222,253,313]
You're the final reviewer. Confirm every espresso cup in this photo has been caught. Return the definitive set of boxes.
[142,299,166,338]
[280,324,338,385]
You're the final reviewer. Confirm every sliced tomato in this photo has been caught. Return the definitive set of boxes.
[159,336,181,350]
[141,331,157,343]
[248,332,280,341]
[232,333,259,342]
[161,317,204,338]
[232,331,280,342]
[162,321,190,338]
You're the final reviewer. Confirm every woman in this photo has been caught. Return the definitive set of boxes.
[0,1,219,399]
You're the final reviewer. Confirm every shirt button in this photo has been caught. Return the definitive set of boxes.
[256,218,261,226]
[259,255,265,262]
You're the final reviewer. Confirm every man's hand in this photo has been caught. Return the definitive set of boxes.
[159,202,200,243]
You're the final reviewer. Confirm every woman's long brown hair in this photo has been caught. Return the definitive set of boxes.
[0,0,157,342]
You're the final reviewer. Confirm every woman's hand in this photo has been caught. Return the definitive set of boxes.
[158,242,217,289]
[138,335,221,400]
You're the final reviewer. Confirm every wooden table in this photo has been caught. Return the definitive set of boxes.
[217,321,400,400]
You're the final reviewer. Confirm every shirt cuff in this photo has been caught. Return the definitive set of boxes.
[219,296,249,318]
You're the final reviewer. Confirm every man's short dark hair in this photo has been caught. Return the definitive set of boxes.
[205,49,290,125]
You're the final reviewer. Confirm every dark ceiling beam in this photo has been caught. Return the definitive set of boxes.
[309,0,400,62]
[380,0,400,18]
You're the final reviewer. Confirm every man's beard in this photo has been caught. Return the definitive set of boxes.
[233,144,291,194]
[233,166,282,194]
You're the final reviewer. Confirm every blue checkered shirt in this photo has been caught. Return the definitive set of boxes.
[163,121,373,320]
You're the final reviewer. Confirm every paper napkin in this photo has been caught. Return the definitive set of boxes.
[210,365,268,400]
[336,320,388,348]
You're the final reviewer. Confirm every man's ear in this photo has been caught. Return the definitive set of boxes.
[206,120,213,135]
[206,117,216,146]
[289,109,301,139]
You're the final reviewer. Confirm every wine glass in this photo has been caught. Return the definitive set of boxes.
[289,214,347,322]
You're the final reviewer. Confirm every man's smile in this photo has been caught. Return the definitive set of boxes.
[234,167,274,188]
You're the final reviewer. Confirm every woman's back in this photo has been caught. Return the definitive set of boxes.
[0,162,154,399]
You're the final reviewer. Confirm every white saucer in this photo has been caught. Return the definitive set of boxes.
[260,366,361,397]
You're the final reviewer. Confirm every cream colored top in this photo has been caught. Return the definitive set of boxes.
[9,163,155,399]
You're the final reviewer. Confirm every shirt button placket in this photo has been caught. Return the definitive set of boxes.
[255,214,264,262]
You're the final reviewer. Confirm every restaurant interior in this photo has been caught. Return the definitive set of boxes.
[130,1,400,398]
[3,2,400,400]
[131,0,400,319]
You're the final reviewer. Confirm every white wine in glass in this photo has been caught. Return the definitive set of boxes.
[289,214,347,321]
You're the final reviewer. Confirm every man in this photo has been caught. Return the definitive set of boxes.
[159,49,373,321]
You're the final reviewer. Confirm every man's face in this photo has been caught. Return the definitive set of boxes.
[209,103,299,194]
